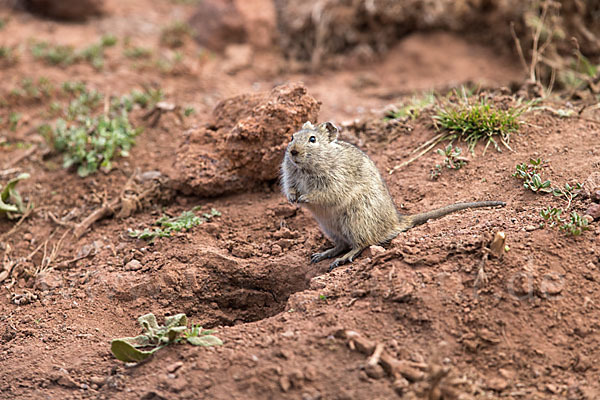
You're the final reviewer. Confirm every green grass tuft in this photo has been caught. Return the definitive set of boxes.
[433,99,522,154]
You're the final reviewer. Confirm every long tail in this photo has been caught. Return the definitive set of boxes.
[400,201,505,230]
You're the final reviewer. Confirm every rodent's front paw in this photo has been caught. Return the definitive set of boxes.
[287,192,299,203]
[296,194,310,204]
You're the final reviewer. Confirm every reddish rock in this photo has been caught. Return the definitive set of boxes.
[171,82,320,197]
[34,271,62,291]
[586,203,600,220]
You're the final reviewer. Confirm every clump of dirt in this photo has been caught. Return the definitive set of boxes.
[171,82,320,197]
[188,0,246,52]
[17,0,105,20]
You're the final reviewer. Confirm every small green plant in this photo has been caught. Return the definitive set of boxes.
[124,46,152,59]
[61,81,87,94]
[129,208,221,241]
[184,106,195,117]
[111,88,164,111]
[66,88,102,120]
[100,34,117,47]
[31,42,76,65]
[160,21,192,48]
[540,207,590,236]
[429,164,442,180]
[32,35,117,69]
[110,313,223,363]
[540,206,563,227]
[560,211,590,236]
[53,114,140,177]
[552,182,582,210]
[514,159,584,209]
[8,112,21,132]
[0,46,18,66]
[385,92,435,121]
[513,158,552,193]
[433,97,523,154]
[318,294,327,301]
[436,144,466,170]
[46,85,162,176]
[1,173,30,218]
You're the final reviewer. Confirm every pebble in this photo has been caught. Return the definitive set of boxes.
[53,368,78,388]
[524,225,537,232]
[486,376,509,391]
[271,244,283,256]
[279,376,291,392]
[166,361,184,373]
[364,363,385,379]
[124,259,142,271]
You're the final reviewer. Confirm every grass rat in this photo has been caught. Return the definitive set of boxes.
[281,121,505,271]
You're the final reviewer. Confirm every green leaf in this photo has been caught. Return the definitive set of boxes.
[164,314,188,329]
[138,313,160,334]
[186,335,223,347]
[1,173,30,216]
[110,339,160,362]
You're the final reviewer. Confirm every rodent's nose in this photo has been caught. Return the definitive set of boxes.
[290,149,299,156]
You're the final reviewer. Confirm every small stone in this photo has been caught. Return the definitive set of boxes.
[499,368,515,380]
[486,376,509,391]
[289,369,304,388]
[524,225,537,232]
[34,271,62,291]
[304,366,317,382]
[23,232,33,242]
[392,377,410,395]
[89,376,106,386]
[540,278,563,296]
[168,377,187,392]
[546,383,560,394]
[53,368,78,388]
[124,259,142,271]
[271,244,283,256]
[364,245,385,257]
[279,376,291,392]
[586,203,600,220]
[166,361,184,373]
[281,330,294,338]
[364,363,385,379]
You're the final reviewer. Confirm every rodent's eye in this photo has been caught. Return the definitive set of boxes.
[309,136,316,143]
[291,135,294,142]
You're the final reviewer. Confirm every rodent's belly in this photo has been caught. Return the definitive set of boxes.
[305,204,350,245]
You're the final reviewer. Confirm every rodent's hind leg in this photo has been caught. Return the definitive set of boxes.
[311,244,347,264]
[328,247,365,272]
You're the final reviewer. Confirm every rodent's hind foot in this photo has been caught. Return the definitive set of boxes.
[311,252,328,263]
[328,247,365,272]
[311,245,347,263]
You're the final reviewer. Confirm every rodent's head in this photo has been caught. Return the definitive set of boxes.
[286,121,339,169]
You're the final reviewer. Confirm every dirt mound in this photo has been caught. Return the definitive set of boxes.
[274,0,600,68]
[171,82,320,197]
[274,0,527,66]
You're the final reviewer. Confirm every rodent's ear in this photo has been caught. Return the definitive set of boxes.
[302,121,315,130]
[318,122,338,142]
